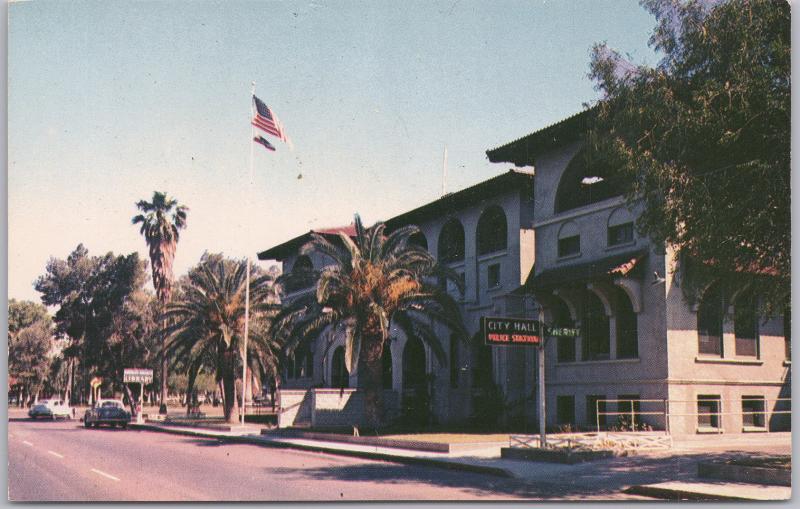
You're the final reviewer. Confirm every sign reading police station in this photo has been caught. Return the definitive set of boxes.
[482,316,542,346]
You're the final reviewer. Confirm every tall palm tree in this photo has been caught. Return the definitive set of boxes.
[163,254,281,423]
[132,191,188,413]
[275,214,466,429]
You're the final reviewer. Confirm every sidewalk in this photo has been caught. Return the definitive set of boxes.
[126,420,791,500]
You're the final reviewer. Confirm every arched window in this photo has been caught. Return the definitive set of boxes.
[613,286,638,359]
[292,255,313,272]
[734,290,758,357]
[438,219,465,263]
[382,346,393,389]
[331,347,349,388]
[555,147,627,214]
[476,206,507,255]
[583,291,610,361]
[607,207,635,247]
[286,255,315,293]
[408,231,428,251]
[557,221,580,258]
[697,283,724,356]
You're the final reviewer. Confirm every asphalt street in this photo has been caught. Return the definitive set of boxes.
[7,417,637,502]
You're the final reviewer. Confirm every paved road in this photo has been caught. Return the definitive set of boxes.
[7,417,643,502]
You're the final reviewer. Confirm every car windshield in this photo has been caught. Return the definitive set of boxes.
[101,401,122,408]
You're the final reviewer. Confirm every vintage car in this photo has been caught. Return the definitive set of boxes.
[28,399,72,420]
[83,399,131,428]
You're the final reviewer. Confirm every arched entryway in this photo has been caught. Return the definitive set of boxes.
[402,337,428,426]
[331,346,349,388]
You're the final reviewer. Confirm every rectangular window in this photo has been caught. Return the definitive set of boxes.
[487,264,501,288]
[742,396,766,428]
[558,235,580,258]
[556,395,575,426]
[617,394,641,431]
[557,337,576,363]
[697,395,722,430]
[586,395,607,431]
[608,222,634,246]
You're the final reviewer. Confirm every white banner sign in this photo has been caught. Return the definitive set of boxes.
[123,368,153,384]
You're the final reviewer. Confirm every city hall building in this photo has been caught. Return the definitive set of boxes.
[259,109,790,435]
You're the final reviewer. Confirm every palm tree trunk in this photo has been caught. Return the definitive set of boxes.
[220,354,238,424]
[160,318,168,414]
[359,337,385,431]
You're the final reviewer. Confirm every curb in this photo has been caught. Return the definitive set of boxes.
[129,424,514,479]
[623,484,749,501]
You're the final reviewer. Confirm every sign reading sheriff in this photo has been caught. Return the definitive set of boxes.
[123,368,153,384]
[482,316,542,346]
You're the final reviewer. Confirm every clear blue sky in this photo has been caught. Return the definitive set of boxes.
[8,0,658,303]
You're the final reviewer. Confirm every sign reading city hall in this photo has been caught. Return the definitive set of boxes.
[482,316,543,346]
[482,317,581,346]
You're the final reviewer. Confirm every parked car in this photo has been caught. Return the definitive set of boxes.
[28,399,72,420]
[84,399,131,428]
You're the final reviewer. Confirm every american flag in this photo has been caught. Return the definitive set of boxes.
[252,95,289,142]
[253,135,276,152]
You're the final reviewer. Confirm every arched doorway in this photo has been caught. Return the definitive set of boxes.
[331,346,349,388]
[402,337,428,426]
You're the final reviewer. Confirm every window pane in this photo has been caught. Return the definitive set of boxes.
[558,235,580,257]
[734,292,758,357]
[698,395,721,428]
[608,222,634,246]
[697,285,723,356]
[742,396,765,428]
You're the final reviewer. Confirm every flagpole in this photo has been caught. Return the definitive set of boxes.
[242,82,255,426]
[441,146,448,196]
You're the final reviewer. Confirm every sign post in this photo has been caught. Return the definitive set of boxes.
[124,368,153,424]
[537,307,546,448]
[482,315,580,449]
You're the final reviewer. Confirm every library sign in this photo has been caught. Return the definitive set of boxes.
[482,316,543,346]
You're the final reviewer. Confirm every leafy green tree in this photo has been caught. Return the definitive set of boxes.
[8,299,53,404]
[35,246,160,409]
[8,299,51,338]
[588,0,789,310]
[81,253,159,411]
[132,191,189,412]
[275,215,466,429]
[163,253,280,423]
[34,244,96,403]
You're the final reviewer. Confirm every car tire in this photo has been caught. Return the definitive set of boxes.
[121,423,127,429]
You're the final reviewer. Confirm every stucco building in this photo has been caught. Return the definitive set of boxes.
[258,109,789,435]
[487,109,790,435]
[258,171,539,428]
